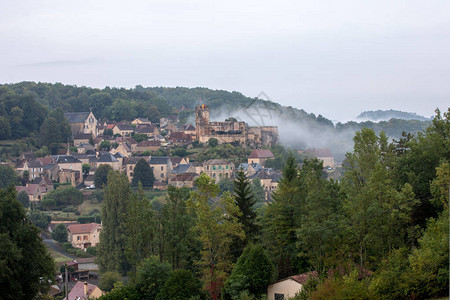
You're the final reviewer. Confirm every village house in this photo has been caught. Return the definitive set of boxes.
[169,163,196,182]
[191,161,204,174]
[97,153,121,171]
[64,111,98,138]
[15,183,46,202]
[77,143,95,154]
[149,156,173,182]
[169,173,199,188]
[250,169,281,201]
[237,162,263,177]
[111,142,133,157]
[112,123,134,136]
[267,272,318,300]
[43,163,58,181]
[67,222,102,250]
[170,157,189,168]
[203,159,235,180]
[52,155,83,186]
[183,123,196,137]
[135,140,161,153]
[134,124,158,137]
[248,149,275,167]
[16,160,44,180]
[64,281,104,300]
[131,117,151,125]
[73,133,92,146]
[167,131,192,146]
[301,148,335,168]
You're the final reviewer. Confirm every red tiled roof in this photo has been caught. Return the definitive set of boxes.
[290,271,318,285]
[248,149,274,159]
[171,173,198,182]
[65,281,102,300]
[67,223,100,234]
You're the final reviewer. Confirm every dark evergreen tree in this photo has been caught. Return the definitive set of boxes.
[17,190,30,208]
[94,164,113,188]
[131,158,155,188]
[0,164,18,189]
[0,185,55,299]
[233,169,257,243]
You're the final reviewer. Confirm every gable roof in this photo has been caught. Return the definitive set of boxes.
[134,124,157,134]
[183,123,195,131]
[65,280,102,300]
[170,157,184,165]
[171,164,193,174]
[149,156,170,165]
[171,173,198,182]
[74,133,92,140]
[115,123,134,131]
[248,149,275,159]
[67,222,100,234]
[27,160,43,168]
[97,153,118,163]
[64,112,91,123]
[53,155,82,164]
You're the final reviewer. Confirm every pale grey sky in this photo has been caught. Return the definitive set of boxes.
[1,0,448,121]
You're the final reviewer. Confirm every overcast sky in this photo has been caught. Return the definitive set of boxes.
[0,0,448,122]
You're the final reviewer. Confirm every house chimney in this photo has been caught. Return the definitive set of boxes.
[84,282,88,295]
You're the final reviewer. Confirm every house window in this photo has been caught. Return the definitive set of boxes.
[161,166,164,171]
[161,174,164,178]
[207,166,209,170]
[275,293,284,300]
[226,166,229,170]
[83,235,88,240]
[213,173,216,178]
[129,166,132,170]
[130,172,133,177]
[77,236,81,241]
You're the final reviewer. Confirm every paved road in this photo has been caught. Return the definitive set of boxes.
[42,235,76,261]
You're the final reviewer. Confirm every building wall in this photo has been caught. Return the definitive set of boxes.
[150,163,173,182]
[97,161,121,171]
[69,227,101,250]
[204,163,234,180]
[267,279,303,300]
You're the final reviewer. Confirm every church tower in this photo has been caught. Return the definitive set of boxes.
[195,104,210,139]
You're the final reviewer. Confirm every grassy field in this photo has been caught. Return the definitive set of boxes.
[45,245,72,263]
[78,199,101,215]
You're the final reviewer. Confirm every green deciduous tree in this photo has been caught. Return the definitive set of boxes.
[17,190,30,208]
[99,271,122,292]
[157,269,203,300]
[0,165,18,189]
[29,211,51,229]
[131,158,154,188]
[97,171,132,275]
[94,164,113,188]
[0,186,55,299]
[224,244,274,299]
[135,256,171,299]
[52,223,68,244]
[187,173,244,300]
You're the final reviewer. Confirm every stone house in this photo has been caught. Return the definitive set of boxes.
[135,140,161,153]
[134,124,158,137]
[67,222,102,250]
[169,173,199,188]
[248,149,275,167]
[73,133,92,146]
[203,159,235,180]
[131,118,151,125]
[112,123,134,136]
[64,111,98,138]
[97,153,120,171]
[149,156,173,182]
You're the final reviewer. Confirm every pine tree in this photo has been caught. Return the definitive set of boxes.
[233,168,257,255]
[131,158,155,188]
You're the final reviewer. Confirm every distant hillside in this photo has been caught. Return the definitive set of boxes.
[356,109,431,122]
[0,82,433,161]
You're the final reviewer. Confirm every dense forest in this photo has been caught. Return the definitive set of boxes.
[0,82,431,160]
[90,110,448,299]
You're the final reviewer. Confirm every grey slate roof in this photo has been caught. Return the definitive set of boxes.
[64,112,90,123]
[149,156,170,165]
[171,164,193,174]
[98,153,118,163]
[53,155,82,164]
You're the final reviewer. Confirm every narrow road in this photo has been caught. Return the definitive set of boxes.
[41,232,76,260]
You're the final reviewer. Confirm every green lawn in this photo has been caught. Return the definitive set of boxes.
[46,245,72,263]
[78,199,101,215]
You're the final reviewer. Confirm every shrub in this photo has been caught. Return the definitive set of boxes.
[99,271,122,292]
[86,247,97,256]
[62,242,73,251]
